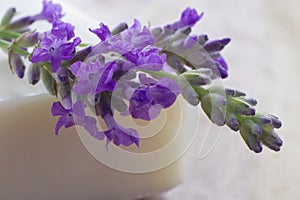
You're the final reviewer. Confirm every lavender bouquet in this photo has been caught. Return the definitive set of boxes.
[0,0,283,153]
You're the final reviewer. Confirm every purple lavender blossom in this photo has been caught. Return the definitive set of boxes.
[165,7,204,30]
[123,46,166,71]
[90,23,112,41]
[103,114,139,148]
[31,0,63,23]
[51,101,104,139]
[214,55,228,78]
[120,19,154,49]
[92,19,154,55]
[70,61,118,95]
[51,21,75,40]
[129,75,181,120]
[31,22,81,72]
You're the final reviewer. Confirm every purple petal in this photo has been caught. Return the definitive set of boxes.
[51,101,69,116]
[55,117,65,135]
[89,23,112,41]
[72,101,85,117]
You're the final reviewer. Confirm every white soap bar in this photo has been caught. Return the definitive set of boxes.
[0,93,198,200]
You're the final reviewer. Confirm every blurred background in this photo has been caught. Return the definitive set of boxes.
[1,0,299,199]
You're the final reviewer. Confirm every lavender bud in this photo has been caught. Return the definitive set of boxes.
[239,97,257,106]
[1,7,16,26]
[181,71,211,86]
[27,63,40,85]
[225,88,246,97]
[8,52,25,78]
[253,114,272,125]
[179,77,200,106]
[56,68,69,83]
[231,99,256,116]
[197,34,209,45]
[112,22,128,35]
[166,54,186,73]
[203,38,231,53]
[240,124,263,153]
[225,113,239,131]
[261,132,283,152]
[268,114,282,129]
[41,67,57,96]
[6,16,34,31]
[201,94,227,126]
[16,31,39,47]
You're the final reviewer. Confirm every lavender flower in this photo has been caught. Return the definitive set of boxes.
[31,21,81,72]
[95,92,139,148]
[103,114,139,148]
[90,23,112,41]
[51,100,104,139]
[92,19,154,55]
[129,75,181,120]
[165,7,203,30]
[31,0,63,23]
[123,46,166,71]
[70,60,118,95]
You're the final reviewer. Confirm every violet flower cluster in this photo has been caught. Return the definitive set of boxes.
[0,1,283,153]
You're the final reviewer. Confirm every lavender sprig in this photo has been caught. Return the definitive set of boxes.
[0,1,283,153]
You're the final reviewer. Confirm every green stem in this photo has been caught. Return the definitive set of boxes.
[0,30,20,39]
[192,86,208,99]
[0,39,29,56]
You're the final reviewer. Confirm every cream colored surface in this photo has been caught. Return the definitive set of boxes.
[0,94,190,200]
[1,0,299,199]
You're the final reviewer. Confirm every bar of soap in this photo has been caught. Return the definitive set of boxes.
[0,93,198,200]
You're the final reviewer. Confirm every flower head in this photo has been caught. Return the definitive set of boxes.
[103,114,139,148]
[51,101,104,139]
[90,23,112,41]
[129,75,181,120]
[70,60,118,95]
[31,21,81,72]
[165,7,203,30]
[31,0,63,23]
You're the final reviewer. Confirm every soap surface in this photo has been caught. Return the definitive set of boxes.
[0,94,197,199]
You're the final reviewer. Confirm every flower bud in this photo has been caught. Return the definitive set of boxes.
[27,63,41,85]
[225,88,246,97]
[268,114,282,129]
[260,126,283,152]
[201,93,227,126]
[112,22,128,35]
[16,31,39,47]
[197,34,209,45]
[166,54,186,73]
[181,71,211,86]
[225,113,239,131]
[1,7,16,26]
[240,123,263,153]
[230,98,256,116]
[178,77,199,106]
[6,16,34,31]
[253,114,272,125]
[240,97,257,106]
[41,67,57,96]
[8,52,25,78]
[203,38,231,53]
